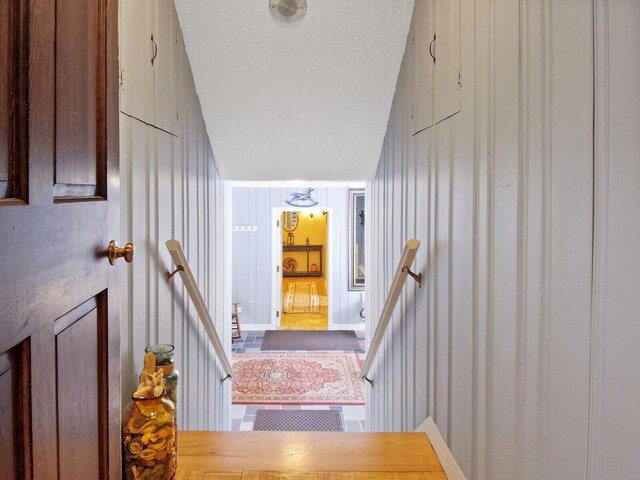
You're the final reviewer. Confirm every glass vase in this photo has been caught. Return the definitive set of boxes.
[145,344,179,407]
[122,393,176,480]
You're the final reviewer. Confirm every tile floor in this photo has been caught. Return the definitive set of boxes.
[231,330,367,432]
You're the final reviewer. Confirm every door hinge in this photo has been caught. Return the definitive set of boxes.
[457,66,463,90]
[276,311,280,318]
[277,220,280,227]
[118,68,125,90]
[276,265,280,272]
[411,104,414,119]
[411,28,415,43]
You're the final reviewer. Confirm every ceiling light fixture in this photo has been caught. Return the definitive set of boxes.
[269,0,307,23]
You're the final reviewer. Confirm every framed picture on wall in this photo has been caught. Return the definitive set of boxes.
[349,189,365,291]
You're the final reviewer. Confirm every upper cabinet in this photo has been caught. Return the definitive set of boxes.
[412,0,461,135]
[119,0,183,135]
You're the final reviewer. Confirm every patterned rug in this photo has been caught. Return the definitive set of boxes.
[253,410,343,431]
[232,353,365,405]
[261,329,361,351]
[282,281,320,314]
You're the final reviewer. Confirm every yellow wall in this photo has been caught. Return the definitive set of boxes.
[282,210,328,276]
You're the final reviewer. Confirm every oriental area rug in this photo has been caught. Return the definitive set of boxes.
[232,353,365,405]
[282,281,321,314]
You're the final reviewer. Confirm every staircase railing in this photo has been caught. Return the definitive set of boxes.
[165,239,233,383]
[360,238,421,386]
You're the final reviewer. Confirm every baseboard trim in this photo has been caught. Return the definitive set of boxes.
[238,323,365,332]
[329,323,365,331]
[415,417,466,480]
[238,324,277,332]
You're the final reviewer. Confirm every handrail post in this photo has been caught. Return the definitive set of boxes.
[165,239,233,382]
[360,239,421,383]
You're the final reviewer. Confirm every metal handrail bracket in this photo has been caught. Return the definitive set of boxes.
[360,238,421,384]
[165,239,233,383]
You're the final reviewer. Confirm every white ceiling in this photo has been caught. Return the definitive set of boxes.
[174,0,414,181]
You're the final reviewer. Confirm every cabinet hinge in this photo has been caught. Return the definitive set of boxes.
[457,66,463,90]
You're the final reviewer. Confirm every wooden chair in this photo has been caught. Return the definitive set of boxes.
[232,302,242,340]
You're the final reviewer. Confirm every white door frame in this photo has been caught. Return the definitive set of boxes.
[271,207,284,329]
[271,207,334,329]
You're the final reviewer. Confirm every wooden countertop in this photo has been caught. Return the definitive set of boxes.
[175,431,446,479]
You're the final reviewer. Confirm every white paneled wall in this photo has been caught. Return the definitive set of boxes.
[231,187,363,327]
[119,0,230,430]
[367,1,640,479]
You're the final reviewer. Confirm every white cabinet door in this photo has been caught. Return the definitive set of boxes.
[405,5,417,134]
[433,0,461,124]
[153,0,178,134]
[412,0,460,134]
[413,0,435,134]
[119,0,154,123]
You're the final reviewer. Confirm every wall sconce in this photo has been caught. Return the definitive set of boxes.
[307,209,325,218]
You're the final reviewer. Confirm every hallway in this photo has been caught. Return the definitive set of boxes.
[280,278,329,330]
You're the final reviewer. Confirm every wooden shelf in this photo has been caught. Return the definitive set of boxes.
[283,271,322,277]
[283,244,323,277]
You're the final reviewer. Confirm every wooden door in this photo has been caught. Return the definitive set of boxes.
[0,1,121,479]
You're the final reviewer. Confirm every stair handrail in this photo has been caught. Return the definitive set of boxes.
[360,238,421,385]
[165,239,232,383]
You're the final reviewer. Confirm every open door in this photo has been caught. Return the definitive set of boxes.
[0,1,122,478]
[274,208,331,330]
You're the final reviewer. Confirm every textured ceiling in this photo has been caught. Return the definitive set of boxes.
[174,0,414,181]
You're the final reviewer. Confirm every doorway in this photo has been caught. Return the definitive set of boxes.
[229,186,366,433]
[272,208,332,330]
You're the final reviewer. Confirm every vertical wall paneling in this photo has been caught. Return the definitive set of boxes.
[522,2,544,478]
[367,0,639,478]
[119,0,229,430]
[588,3,608,477]
[593,1,640,477]
[547,2,593,477]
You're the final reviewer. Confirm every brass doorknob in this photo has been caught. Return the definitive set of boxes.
[108,241,134,265]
